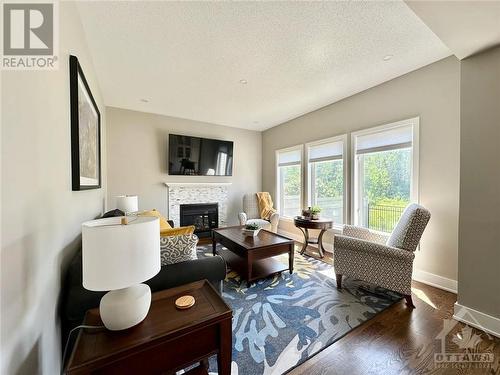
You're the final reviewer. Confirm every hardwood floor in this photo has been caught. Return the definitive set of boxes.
[291,244,500,375]
[201,237,500,374]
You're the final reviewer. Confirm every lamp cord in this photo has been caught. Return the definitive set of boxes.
[61,324,104,375]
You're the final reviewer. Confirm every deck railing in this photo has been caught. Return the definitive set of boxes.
[281,196,405,232]
[367,204,405,232]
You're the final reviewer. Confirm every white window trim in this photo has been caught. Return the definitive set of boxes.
[305,134,348,229]
[350,117,420,227]
[275,144,304,219]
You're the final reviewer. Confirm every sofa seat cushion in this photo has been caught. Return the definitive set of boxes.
[160,234,199,265]
[246,218,271,230]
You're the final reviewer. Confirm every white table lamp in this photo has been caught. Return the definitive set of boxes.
[116,195,138,214]
[82,216,160,330]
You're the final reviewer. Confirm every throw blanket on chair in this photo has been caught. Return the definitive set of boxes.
[256,192,277,220]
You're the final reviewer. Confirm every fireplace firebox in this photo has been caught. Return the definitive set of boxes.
[179,203,219,238]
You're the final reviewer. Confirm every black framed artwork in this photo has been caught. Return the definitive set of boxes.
[69,55,101,190]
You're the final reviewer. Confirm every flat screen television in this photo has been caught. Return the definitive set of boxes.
[168,134,234,176]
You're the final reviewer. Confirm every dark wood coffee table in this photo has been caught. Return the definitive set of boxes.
[212,226,294,287]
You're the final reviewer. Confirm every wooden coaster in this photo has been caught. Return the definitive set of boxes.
[175,295,195,310]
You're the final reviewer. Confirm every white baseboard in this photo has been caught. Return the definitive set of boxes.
[412,269,458,293]
[453,303,500,338]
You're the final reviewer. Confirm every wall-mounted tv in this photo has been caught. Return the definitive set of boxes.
[168,134,234,176]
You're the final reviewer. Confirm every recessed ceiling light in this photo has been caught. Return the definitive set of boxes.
[383,55,393,61]
[140,98,149,103]
[239,79,248,84]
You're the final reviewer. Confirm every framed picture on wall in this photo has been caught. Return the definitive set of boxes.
[69,55,101,190]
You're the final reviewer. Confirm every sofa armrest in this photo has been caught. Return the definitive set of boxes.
[334,235,414,261]
[342,225,389,244]
[238,212,247,226]
[146,256,227,294]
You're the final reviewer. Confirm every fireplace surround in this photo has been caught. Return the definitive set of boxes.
[165,182,231,231]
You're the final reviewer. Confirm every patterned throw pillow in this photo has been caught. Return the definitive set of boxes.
[160,234,199,265]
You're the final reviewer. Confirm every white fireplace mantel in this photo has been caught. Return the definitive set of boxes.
[164,182,232,187]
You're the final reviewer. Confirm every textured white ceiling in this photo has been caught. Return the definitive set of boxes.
[76,1,451,131]
[406,1,500,60]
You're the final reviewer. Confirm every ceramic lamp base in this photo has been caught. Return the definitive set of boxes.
[99,283,151,330]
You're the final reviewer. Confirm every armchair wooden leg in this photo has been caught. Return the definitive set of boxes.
[404,294,415,308]
[336,274,342,289]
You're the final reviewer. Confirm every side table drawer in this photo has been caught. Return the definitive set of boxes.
[76,325,219,375]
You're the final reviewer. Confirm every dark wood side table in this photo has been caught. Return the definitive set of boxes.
[65,280,232,375]
[293,216,333,258]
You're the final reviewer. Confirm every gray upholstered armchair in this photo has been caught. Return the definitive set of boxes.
[238,193,280,233]
[334,203,431,308]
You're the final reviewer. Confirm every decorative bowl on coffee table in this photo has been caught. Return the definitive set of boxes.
[242,228,261,237]
[242,223,261,237]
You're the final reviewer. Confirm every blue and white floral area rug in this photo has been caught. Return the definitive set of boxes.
[198,244,401,375]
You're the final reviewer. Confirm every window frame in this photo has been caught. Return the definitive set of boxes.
[350,117,420,228]
[305,134,348,229]
[275,144,304,219]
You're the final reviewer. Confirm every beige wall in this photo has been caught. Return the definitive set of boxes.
[262,56,461,283]
[106,107,262,224]
[0,3,106,374]
[458,46,500,318]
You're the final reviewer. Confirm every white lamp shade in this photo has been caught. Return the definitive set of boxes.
[116,195,138,213]
[82,216,160,291]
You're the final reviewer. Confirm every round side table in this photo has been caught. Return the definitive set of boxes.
[293,217,333,258]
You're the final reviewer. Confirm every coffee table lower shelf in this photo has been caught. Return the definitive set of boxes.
[218,248,290,286]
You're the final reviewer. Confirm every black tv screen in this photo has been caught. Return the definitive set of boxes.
[168,134,234,176]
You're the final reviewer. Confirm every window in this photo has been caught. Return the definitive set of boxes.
[215,152,227,175]
[352,118,419,232]
[276,146,302,218]
[307,136,347,225]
